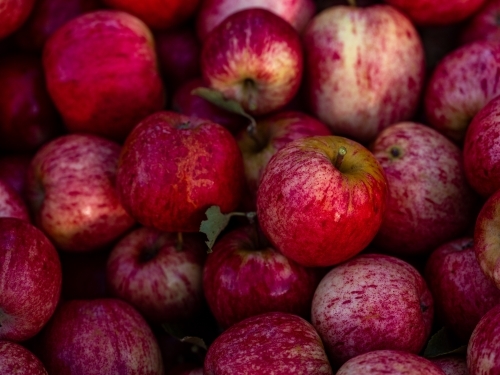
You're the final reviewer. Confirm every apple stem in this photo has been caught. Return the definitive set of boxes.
[334,146,347,170]
[243,78,258,113]
[176,232,183,251]
[347,0,357,6]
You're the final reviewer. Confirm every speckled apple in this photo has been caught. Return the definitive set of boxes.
[425,41,500,144]
[38,299,164,375]
[107,227,206,323]
[0,0,35,39]
[116,111,244,233]
[0,181,29,221]
[431,356,468,375]
[26,134,135,252]
[43,10,165,141]
[425,237,500,342]
[303,5,425,144]
[337,350,446,375]
[196,0,315,41]
[201,8,303,116]
[461,0,500,45]
[370,122,478,256]
[0,218,61,342]
[311,253,434,367]
[0,341,48,375]
[204,312,333,375]
[257,135,387,267]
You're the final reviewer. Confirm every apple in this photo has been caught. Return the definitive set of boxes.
[203,224,321,329]
[467,304,500,374]
[26,134,135,252]
[0,155,31,198]
[461,0,500,45]
[102,0,200,30]
[38,299,164,375]
[463,95,500,197]
[236,110,331,210]
[0,55,60,153]
[0,218,61,342]
[196,0,316,41]
[431,356,468,375]
[200,8,303,116]
[303,4,425,144]
[257,135,387,267]
[370,122,478,256]
[0,341,48,375]
[0,0,36,39]
[116,111,245,233]
[336,350,446,375]
[107,227,206,323]
[384,0,486,26]
[311,253,433,367]
[43,10,165,141]
[0,180,30,221]
[425,41,500,144]
[204,312,333,375]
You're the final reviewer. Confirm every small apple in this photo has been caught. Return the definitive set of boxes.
[431,355,468,375]
[0,0,36,39]
[0,341,48,375]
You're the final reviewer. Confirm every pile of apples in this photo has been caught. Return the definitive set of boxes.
[3,0,500,374]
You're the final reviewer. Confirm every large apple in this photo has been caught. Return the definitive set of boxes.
[116,111,244,233]
[204,312,333,375]
[43,10,165,141]
[0,341,48,375]
[0,0,35,39]
[303,4,425,144]
[0,218,61,342]
[257,135,387,267]
[0,181,30,221]
[26,134,135,252]
[201,8,303,116]
[311,253,434,367]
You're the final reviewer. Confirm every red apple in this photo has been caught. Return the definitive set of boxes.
[0,0,35,39]
[0,180,29,221]
[204,312,333,375]
[461,0,500,45]
[196,0,316,41]
[201,8,303,116]
[0,218,61,342]
[0,55,60,153]
[425,41,500,144]
[43,10,165,141]
[116,111,244,233]
[303,5,425,144]
[38,299,164,375]
[0,341,48,375]
[431,356,468,375]
[0,155,31,198]
[106,227,206,323]
[370,122,478,256]
[311,253,433,367]
[26,134,135,252]
[257,135,388,267]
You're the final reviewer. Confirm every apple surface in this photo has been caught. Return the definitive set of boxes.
[431,356,468,375]
[0,0,36,39]
[257,135,387,267]
[461,0,500,45]
[0,155,31,198]
[0,341,48,375]
[0,180,29,221]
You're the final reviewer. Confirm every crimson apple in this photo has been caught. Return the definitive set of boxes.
[461,0,500,45]
[303,4,425,144]
[116,111,244,233]
[431,356,468,375]
[204,312,333,375]
[0,0,35,39]
[0,155,31,198]
[0,218,61,342]
[26,134,135,252]
[43,10,165,141]
[201,8,303,116]
[257,135,387,267]
[0,180,29,221]
[0,341,48,375]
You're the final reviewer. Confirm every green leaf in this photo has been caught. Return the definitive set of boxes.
[423,327,467,358]
[162,324,207,351]
[180,336,207,351]
[199,206,232,252]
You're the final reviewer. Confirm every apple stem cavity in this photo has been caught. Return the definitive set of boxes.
[334,146,347,170]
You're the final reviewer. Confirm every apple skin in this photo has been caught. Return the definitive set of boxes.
[38,299,164,375]
[467,304,500,375]
[461,0,500,45]
[0,341,48,375]
[384,0,486,26]
[103,0,200,30]
[0,0,36,39]
[303,5,425,144]
[431,356,468,375]
[43,10,165,142]
[107,227,206,323]
[0,155,31,199]
[425,237,500,342]
[311,253,433,367]
[370,122,478,256]
[257,135,387,267]
[0,55,60,153]
[116,111,245,233]
[0,180,30,221]
[236,110,331,210]
[201,8,303,116]
[0,218,62,342]
[26,134,135,252]
[204,312,333,375]
[203,224,321,329]
[425,41,500,144]
[336,350,446,375]
[463,95,500,197]
[196,0,315,41]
